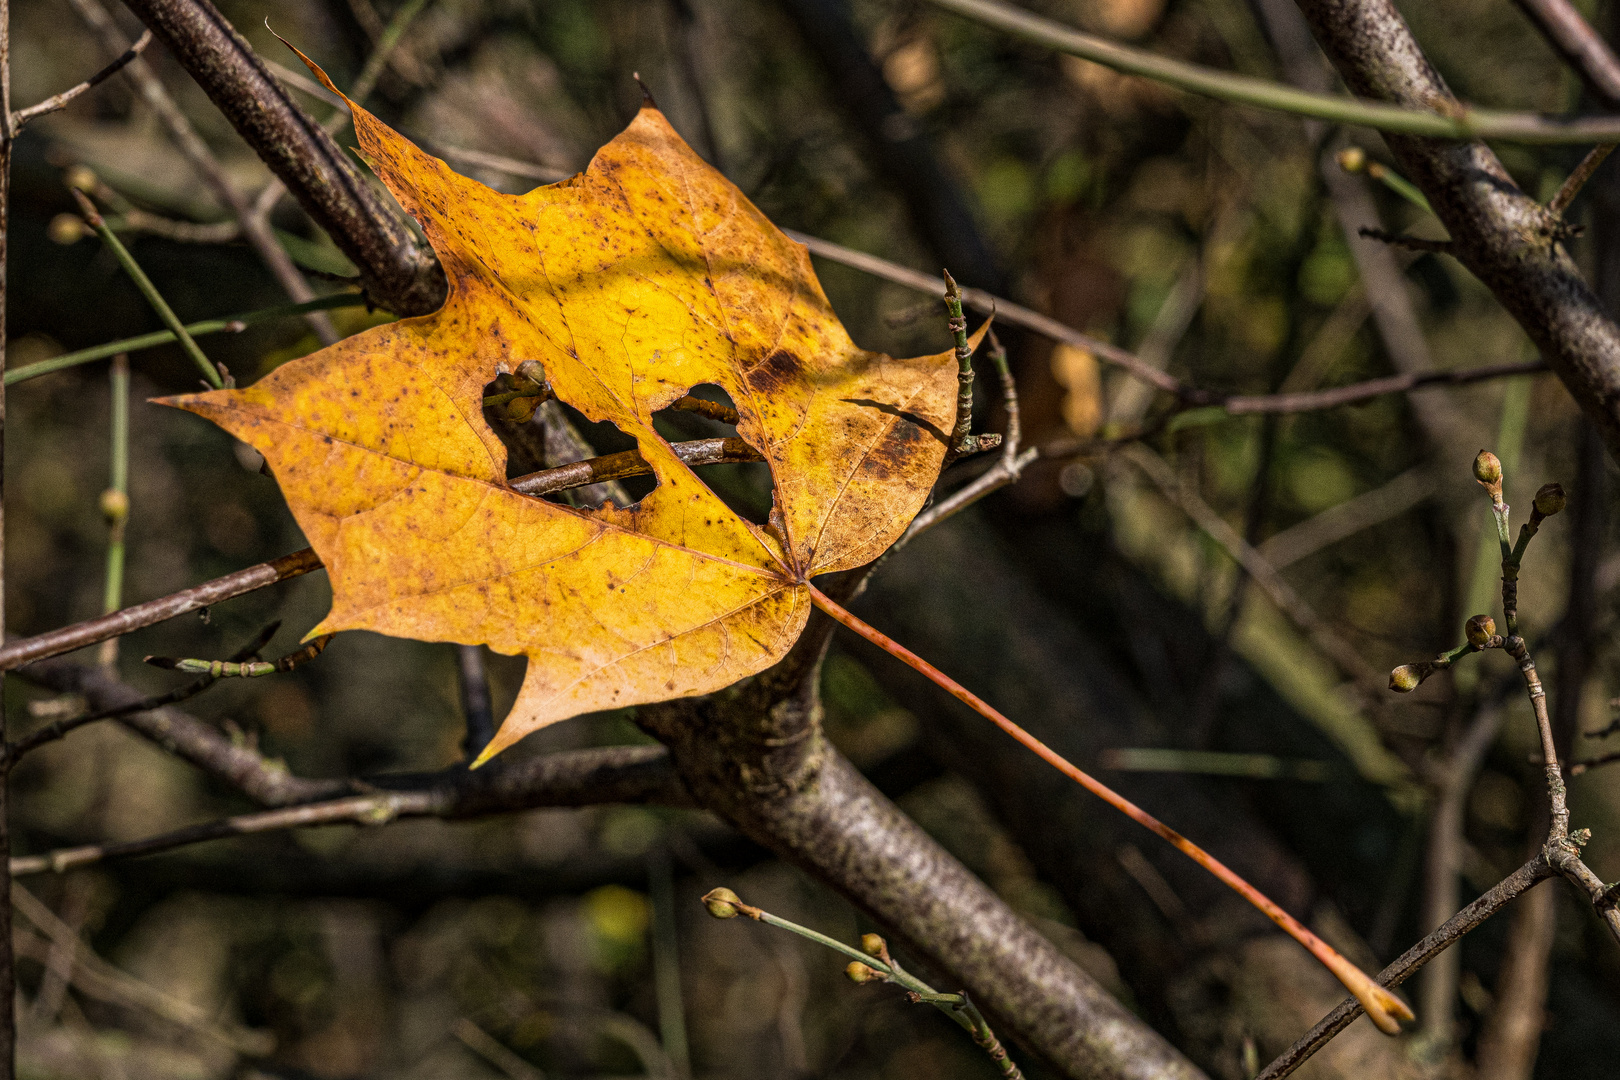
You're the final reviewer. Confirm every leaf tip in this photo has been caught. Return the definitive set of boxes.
[267,23,355,114]
[631,71,658,110]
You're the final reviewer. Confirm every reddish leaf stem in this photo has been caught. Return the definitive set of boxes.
[806,583,1413,1035]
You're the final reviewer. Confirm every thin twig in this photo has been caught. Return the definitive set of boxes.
[901,328,1030,544]
[1358,227,1453,253]
[787,228,1547,415]
[95,353,130,667]
[805,586,1414,1035]
[1548,143,1617,217]
[1256,857,1555,1079]
[1121,444,1383,688]
[6,623,280,764]
[0,548,322,673]
[701,888,1023,1078]
[923,0,1620,142]
[67,0,339,343]
[5,293,366,386]
[144,634,332,677]
[9,29,151,128]
[457,644,495,762]
[71,188,223,388]
[1512,0,1620,108]
[9,745,685,876]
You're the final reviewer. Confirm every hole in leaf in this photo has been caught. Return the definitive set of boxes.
[482,371,652,509]
[651,384,773,525]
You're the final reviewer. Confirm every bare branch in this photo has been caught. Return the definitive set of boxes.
[1294,0,1620,464]
[0,547,322,673]
[9,745,687,877]
[1511,0,1620,108]
[9,28,150,128]
[118,0,446,316]
[1120,443,1383,689]
[65,0,338,343]
[1256,857,1555,1079]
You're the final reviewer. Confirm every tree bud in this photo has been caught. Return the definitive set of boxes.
[64,165,97,193]
[99,488,129,524]
[47,213,87,245]
[860,933,886,957]
[1336,147,1366,173]
[1465,614,1496,647]
[1389,664,1425,693]
[1533,483,1566,517]
[1473,450,1502,486]
[701,887,742,919]
[845,961,883,984]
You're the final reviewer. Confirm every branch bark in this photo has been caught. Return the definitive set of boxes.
[637,591,1205,1080]
[117,0,446,316]
[1293,0,1620,465]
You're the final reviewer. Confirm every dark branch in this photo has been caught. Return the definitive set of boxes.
[10,28,151,128]
[1256,857,1555,1079]
[0,547,321,673]
[10,745,687,876]
[118,0,446,316]
[1511,0,1620,108]
[1295,0,1620,465]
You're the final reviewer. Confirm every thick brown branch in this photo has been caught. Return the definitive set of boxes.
[10,745,686,876]
[1295,0,1620,464]
[118,0,446,316]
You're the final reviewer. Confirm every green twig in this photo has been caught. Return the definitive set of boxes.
[942,270,978,460]
[71,188,223,389]
[923,0,1620,144]
[5,294,368,386]
[96,354,129,667]
[701,888,1022,1078]
[144,634,333,678]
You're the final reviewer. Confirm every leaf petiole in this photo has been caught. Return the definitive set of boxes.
[806,583,1415,1036]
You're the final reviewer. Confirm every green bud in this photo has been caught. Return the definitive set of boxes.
[701,887,743,919]
[1389,664,1425,693]
[1473,450,1502,486]
[99,488,129,524]
[1336,147,1366,173]
[860,933,886,957]
[845,961,884,984]
[1465,614,1496,648]
[1533,483,1566,517]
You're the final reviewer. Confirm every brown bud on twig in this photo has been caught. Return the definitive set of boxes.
[1533,483,1566,517]
[1389,663,1426,693]
[701,887,743,919]
[1465,614,1497,648]
[1473,450,1502,486]
[845,961,885,984]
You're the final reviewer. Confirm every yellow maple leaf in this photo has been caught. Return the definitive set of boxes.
[165,57,972,764]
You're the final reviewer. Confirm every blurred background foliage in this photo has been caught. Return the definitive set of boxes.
[2,0,1620,1077]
